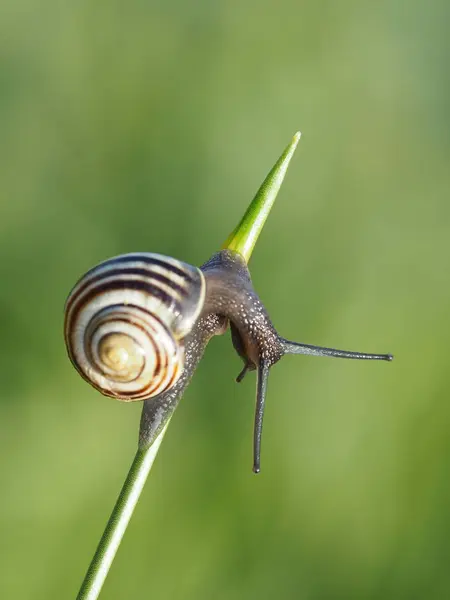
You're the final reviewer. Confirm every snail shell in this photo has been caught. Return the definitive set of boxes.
[64,253,205,401]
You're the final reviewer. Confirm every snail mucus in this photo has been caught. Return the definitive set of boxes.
[64,249,392,473]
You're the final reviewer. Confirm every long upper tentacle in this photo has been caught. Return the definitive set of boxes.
[282,339,393,361]
[253,361,270,473]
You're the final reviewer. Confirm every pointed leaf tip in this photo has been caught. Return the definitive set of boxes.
[222,132,301,263]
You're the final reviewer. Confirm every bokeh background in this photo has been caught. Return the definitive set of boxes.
[1,1,449,598]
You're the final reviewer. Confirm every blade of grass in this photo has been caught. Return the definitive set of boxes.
[75,132,301,600]
[76,422,169,600]
[222,131,301,263]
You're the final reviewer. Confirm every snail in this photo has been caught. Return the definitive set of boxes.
[65,249,392,473]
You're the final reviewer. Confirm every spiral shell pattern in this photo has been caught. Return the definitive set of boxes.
[64,253,205,401]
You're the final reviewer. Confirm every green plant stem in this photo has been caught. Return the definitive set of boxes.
[75,132,301,599]
[223,131,301,262]
[76,422,169,600]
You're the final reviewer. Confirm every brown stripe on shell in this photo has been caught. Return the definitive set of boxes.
[64,253,201,402]
[66,279,183,329]
[80,253,196,285]
[65,266,190,316]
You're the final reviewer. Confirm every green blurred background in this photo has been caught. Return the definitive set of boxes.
[1,1,449,598]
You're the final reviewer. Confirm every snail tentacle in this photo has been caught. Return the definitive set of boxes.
[282,339,393,361]
[253,361,270,473]
[235,362,252,383]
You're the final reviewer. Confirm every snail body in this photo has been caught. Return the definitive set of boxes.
[65,249,392,472]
